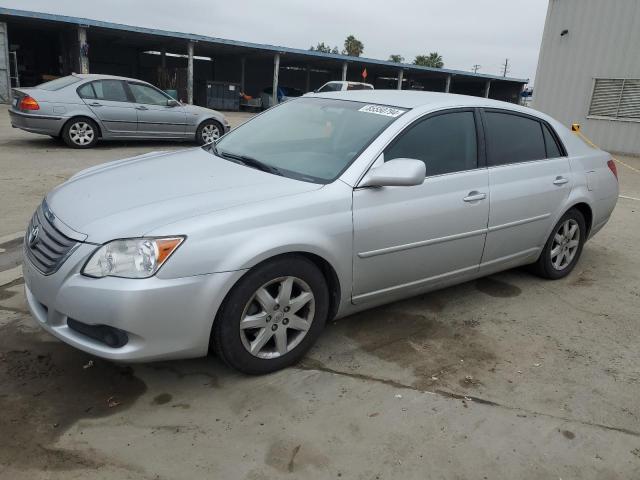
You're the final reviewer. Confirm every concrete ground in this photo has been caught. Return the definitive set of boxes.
[1,104,639,479]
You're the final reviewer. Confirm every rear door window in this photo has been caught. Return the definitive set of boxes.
[90,80,130,102]
[484,111,546,166]
[385,110,478,176]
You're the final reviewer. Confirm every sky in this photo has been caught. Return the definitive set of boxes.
[0,0,549,83]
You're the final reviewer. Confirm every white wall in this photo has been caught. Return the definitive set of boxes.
[533,0,640,155]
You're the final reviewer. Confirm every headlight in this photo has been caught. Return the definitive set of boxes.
[82,237,184,279]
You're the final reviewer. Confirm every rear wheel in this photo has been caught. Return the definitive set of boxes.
[196,119,222,145]
[530,209,586,279]
[62,118,98,148]
[212,256,329,374]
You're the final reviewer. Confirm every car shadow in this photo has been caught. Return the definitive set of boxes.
[1,135,196,151]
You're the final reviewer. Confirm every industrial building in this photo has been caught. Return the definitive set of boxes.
[534,0,640,155]
[0,7,527,109]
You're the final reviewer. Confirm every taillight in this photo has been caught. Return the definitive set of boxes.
[19,95,40,111]
[607,159,618,181]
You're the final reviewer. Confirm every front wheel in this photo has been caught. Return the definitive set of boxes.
[211,256,329,374]
[196,119,222,145]
[530,209,586,279]
[62,118,99,148]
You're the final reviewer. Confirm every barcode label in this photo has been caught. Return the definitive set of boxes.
[358,104,406,117]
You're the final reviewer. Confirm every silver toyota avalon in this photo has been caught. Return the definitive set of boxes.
[9,74,229,148]
[22,90,619,374]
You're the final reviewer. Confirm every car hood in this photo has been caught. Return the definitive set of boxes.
[183,104,223,117]
[47,148,322,243]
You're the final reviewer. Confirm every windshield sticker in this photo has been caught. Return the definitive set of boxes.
[358,104,406,117]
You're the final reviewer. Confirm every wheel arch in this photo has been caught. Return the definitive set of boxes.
[566,202,593,237]
[196,117,224,132]
[60,115,103,138]
[217,251,343,324]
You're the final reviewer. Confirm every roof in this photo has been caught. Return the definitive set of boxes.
[73,73,141,81]
[309,89,530,110]
[0,7,528,84]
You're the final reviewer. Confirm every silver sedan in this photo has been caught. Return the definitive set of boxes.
[9,74,229,148]
[22,90,618,374]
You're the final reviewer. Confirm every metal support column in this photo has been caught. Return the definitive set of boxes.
[77,26,89,74]
[445,75,451,93]
[161,49,167,69]
[484,80,491,98]
[240,57,246,92]
[272,53,280,106]
[0,22,10,102]
[187,41,194,104]
[305,65,311,92]
[341,61,348,81]
[397,69,404,90]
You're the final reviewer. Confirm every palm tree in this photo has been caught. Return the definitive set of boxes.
[310,42,339,54]
[413,52,444,68]
[388,54,405,63]
[343,35,364,57]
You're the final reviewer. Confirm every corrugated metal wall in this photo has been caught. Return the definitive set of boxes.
[533,0,640,155]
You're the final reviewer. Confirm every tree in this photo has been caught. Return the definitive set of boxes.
[388,54,405,63]
[343,35,364,57]
[413,52,444,68]
[309,42,339,54]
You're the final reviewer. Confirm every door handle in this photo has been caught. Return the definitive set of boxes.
[136,105,148,110]
[463,191,487,202]
[553,176,569,186]
[88,102,102,107]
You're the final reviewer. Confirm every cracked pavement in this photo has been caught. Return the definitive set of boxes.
[1,105,640,479]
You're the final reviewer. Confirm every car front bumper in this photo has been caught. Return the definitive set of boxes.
[9,109,66,136]
[23,243,246,362]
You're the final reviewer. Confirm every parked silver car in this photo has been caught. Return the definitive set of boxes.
[22,91,618,374]
[9,74,229,148]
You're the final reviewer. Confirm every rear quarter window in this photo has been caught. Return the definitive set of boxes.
[77,83,96,99]
[542,124,564,158]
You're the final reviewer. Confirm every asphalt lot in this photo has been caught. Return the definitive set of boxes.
[1,103,640,479]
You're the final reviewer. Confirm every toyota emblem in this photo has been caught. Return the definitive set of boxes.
[28,225,40,248]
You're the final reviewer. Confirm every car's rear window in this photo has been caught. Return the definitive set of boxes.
[317,82,342,93]
[36,76,81,91]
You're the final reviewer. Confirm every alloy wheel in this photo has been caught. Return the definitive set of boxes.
[550,218,580,271]
[69,121,95,146]
[201,124,220,144]
[239,276,315,359]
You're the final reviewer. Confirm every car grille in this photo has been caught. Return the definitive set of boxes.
[25,203,79,275]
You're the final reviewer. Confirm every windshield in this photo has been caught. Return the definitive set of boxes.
[36,75,81,91]
[210,97,407,183]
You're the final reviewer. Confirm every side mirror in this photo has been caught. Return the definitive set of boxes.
[167,99,180,107]
[359,158,426,188]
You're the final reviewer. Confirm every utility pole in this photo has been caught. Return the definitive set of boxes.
[501,58,509,77]
[472,64,481,74]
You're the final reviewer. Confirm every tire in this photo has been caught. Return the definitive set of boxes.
[196,119,223,145]
[62,117,99,148]
[212,256,329,374]
[530,208,586,279]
